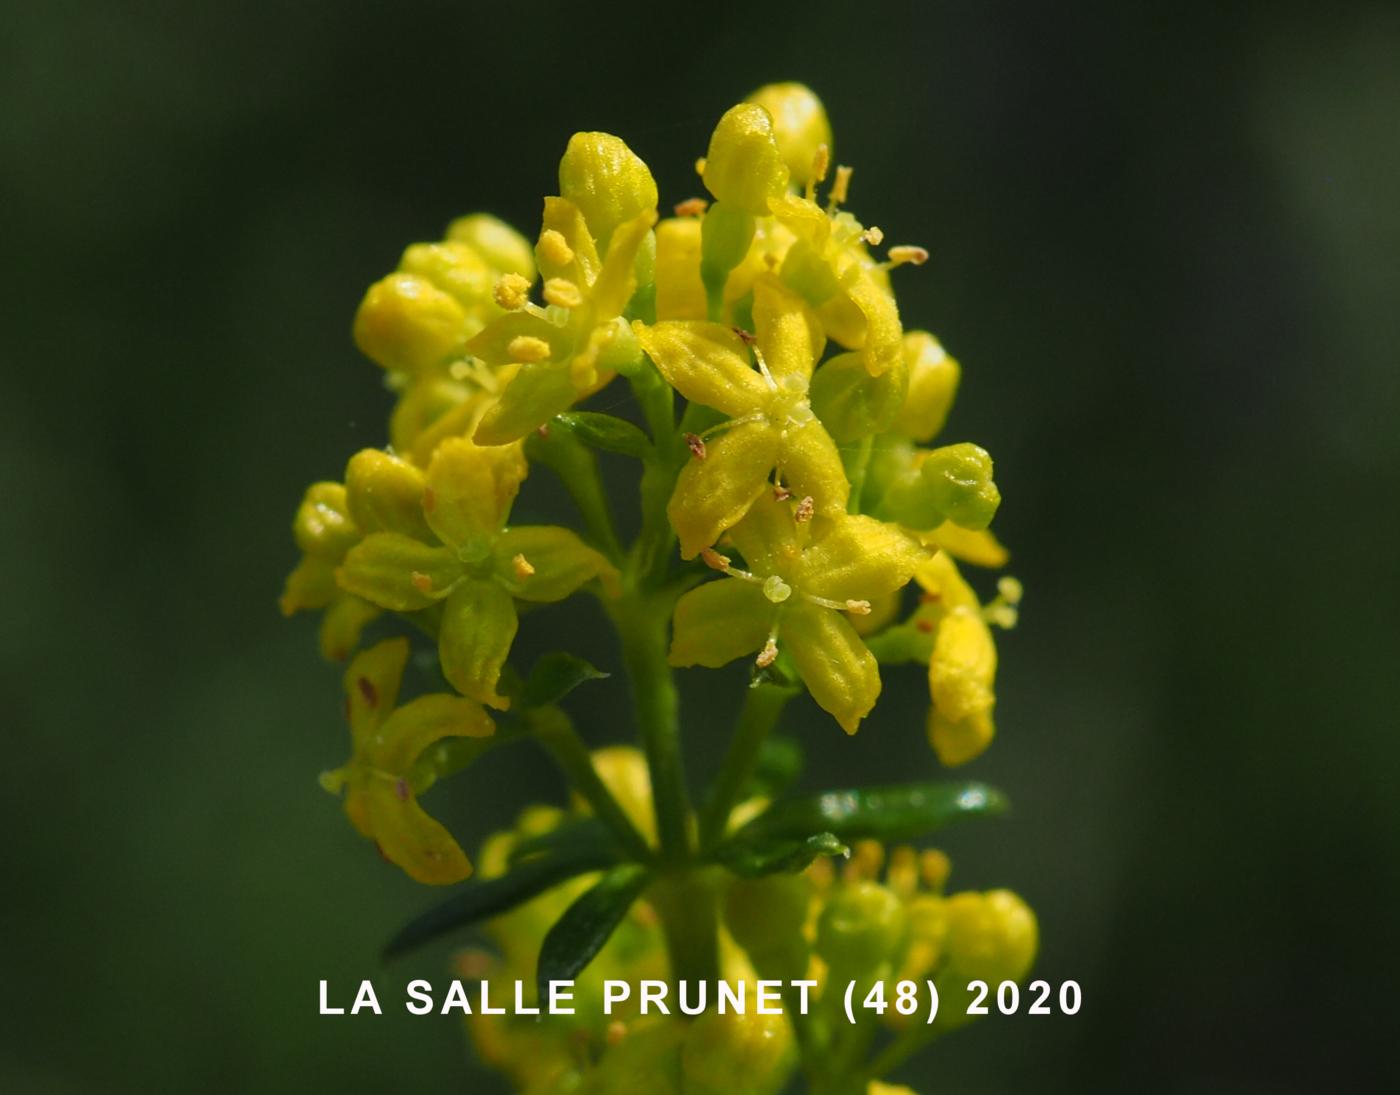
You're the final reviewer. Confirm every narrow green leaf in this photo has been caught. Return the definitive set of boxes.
[555,411,652,459]
[716,831,848,877]
[734,781,1008,844]
[383,848,619,960]
[507,818,625,867]
[536,864,650,997]
[521,652,609,709]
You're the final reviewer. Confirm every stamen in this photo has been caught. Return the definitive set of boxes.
[844,599,872,615]
[753,346,777,391]
[861,226,884,246]
[755,635,779,669]
[731,326,757,345]
[794,495,815,523]
[830,164,853,207]
[511,553,535,581]
[694,156,707,177]
[673,197,708,217]
[685,433,707,460]
[411,571,434,593]
[493,273,532,310]
[543,278,583,309]
[772,484,791,501]
[919,848,951,891]
[700,547,730,572]
[537,229,574,268]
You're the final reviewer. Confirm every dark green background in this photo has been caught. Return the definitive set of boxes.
[6,1,1397,1091]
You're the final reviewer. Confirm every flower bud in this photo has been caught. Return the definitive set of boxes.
[745,83,833,187]
[398,241,494,313]
[558,131,658,249]
[815,880,906,977]
[446,212,537,280]
[703,104,791,215]
[292,481,359,559]
[941,889,1037,984]
[809,350,909,443]
[353,273,468,373]
[920,443,1000,530]
[344,449,433,541]
[894,332,961,442]
[928,706,995,767]
[681,1007,794,1095]
[724,874,811,981]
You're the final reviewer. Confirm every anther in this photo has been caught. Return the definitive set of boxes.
[507,335,551,363]
[537,228,574,267]
[794,496,815,523]
[543,278,583,309]
[755,636,779,669]
[511,553,535,581]
[862,226,885,246]
[731,326,757,345]
[700,547,731,571]
[673,197,708,217]
[694,157,707,177]
[685,433,707,460]
[845,599,872,615]
[919,848,951,891]
[830,164,852,206]
[887,245,930,267]
[772,484,791,501]
[411,571,434,593]
[493,273,532,310]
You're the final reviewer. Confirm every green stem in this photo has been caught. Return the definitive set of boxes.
[649,869,722,985]
[862,1022,942,1084]
[527,428,624,561]
[698,681,797,853]
[610,596,692,864]
[528,706,652,862]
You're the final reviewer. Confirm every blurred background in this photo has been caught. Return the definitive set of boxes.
[4,1,1398,1091]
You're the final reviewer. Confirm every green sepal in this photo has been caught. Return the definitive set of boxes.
[714,831,848,877]
[382,846,623,960]
[536,863,650,998]
[554,411,652,459]
[520,651,610,709]
[733,781,1009,844]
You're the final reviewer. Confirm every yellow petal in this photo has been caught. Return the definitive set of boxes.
[633,320,768,417]
[923,523,1009,569]
[318,595,381,661]
[536,196,599,285]
[753,275,823,384]
[667,418,778,559]
[928,607,997,723]
[438,580,518,709]
[337,533,459,611]
[913,551,982,612]
[493,525,619,602]
[588,209,656,321]
[343,637,409,746]
[776,421,849,516]
[361,786,473,885]
[928,705,995,767]
[896,332,961,442]
[465,311,567,366]
[473,360,597,445]
[423,436,526,545]
[799,515,928,602]
[782,601,880,734]
[668,578,773,668]
[370,692,495,772]
[280,555,337,615]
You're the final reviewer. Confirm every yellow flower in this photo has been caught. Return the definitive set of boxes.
[635,275,849,558]
[470,133,659,445]
[319,637,493,884]
[669,493,927,733]
[336,438,617,707]
[770,193,904,377]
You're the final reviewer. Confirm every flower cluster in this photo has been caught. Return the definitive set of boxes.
[282,81,1033,1093]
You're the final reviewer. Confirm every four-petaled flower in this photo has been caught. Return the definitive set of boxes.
[668,492,928,732]
[320,637,494,884]
[635,275,849,559]
[336,438,617,708]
